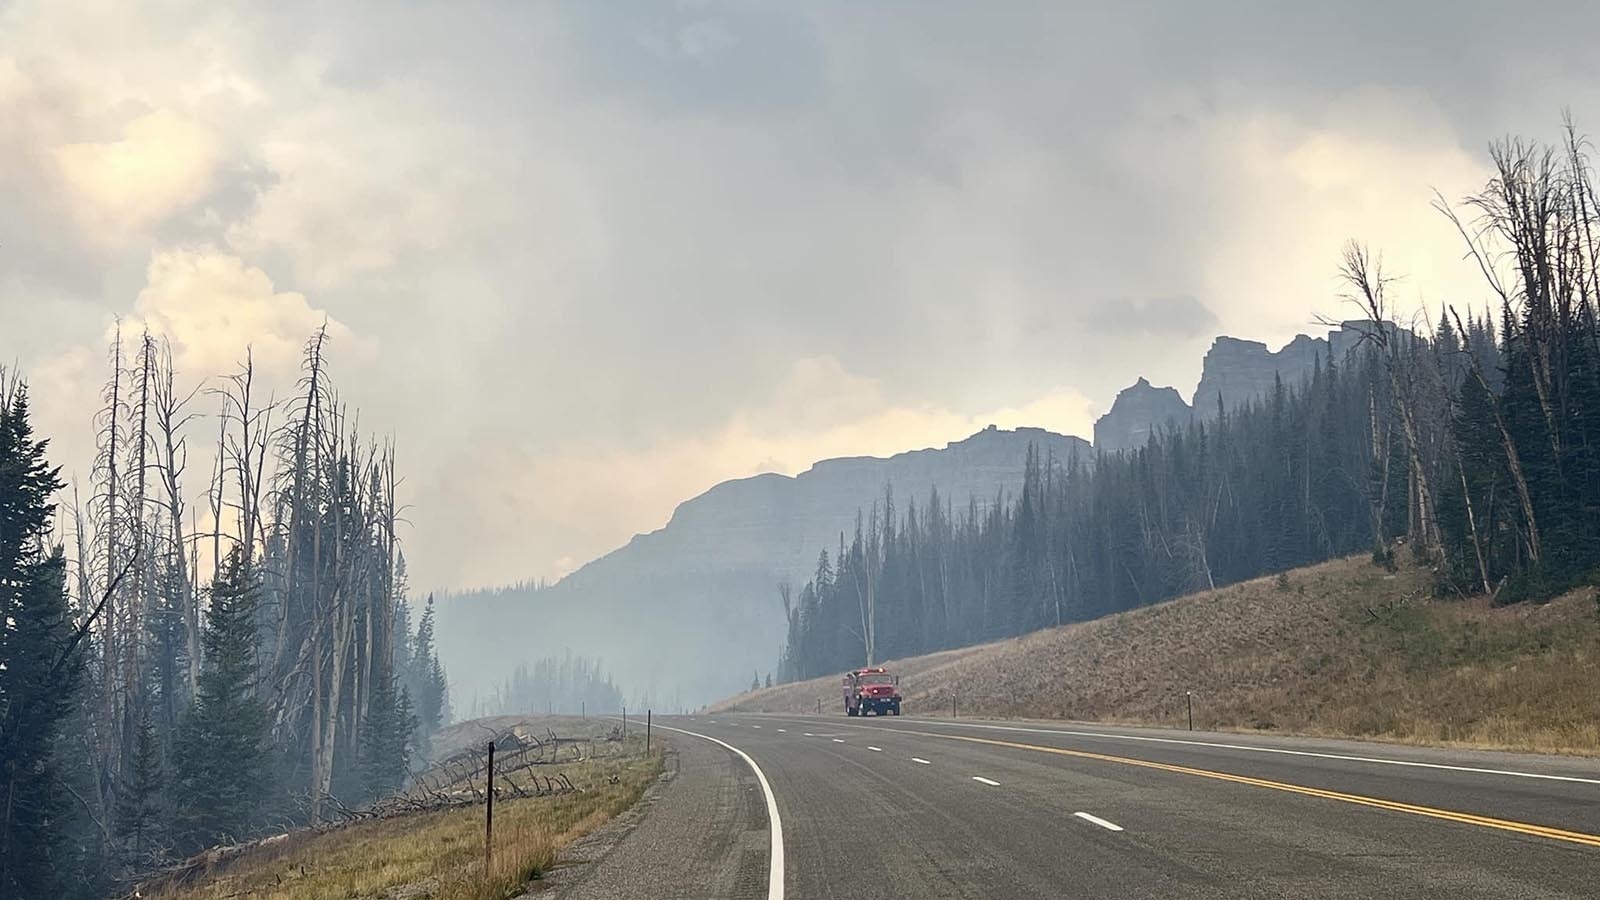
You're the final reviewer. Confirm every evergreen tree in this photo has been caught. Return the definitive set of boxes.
[0,384,81,899]
[116,703,164,860]
[359,674,416,801]
[171,547,272,850]
[409,594,448,752]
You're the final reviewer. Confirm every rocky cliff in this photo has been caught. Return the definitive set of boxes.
[1093,377,1192,453]
[1191,333,1325,415]
[1095,321,1389,454]
[437,426,1091,708]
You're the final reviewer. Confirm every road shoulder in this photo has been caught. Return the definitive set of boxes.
[542,733,771,900]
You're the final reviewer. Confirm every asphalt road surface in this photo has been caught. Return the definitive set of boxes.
[552,713,1600,899]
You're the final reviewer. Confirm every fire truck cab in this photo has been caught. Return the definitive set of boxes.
[843,667,902,717]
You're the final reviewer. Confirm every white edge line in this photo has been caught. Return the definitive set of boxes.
[911,757,931,764]
[1074,811,1124,832]
[906,720,1600,786]
[971,776,1000,786]
[652,722,784,900]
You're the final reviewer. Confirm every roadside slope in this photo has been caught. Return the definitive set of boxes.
[710,555,1600,754]
[142,717,660,900]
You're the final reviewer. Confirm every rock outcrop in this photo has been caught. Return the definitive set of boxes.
[1192,333,1324,415]
[1098,321,1398,455]
[1093,378,1192,453]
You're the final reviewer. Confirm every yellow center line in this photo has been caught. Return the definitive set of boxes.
[892,727,1600,849]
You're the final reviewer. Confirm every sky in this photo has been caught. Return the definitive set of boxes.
[4,0,1598,590]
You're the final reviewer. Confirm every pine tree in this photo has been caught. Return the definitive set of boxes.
[0,384,80,899]
[359,674,416,801]
[409,595,447,753]
[171,547,272,851]
[116,703,164,859]
[431,656,452,728]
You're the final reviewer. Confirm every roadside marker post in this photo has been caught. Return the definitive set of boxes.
[1186,691,1194,731]
[647,709,653,754]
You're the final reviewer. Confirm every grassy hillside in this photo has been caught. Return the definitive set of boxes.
[142,717,661,900]
[712,555,1600,755]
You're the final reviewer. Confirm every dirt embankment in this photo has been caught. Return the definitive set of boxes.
[710,555,1600,755]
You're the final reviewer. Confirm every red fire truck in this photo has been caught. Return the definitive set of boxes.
[843,667,902,716]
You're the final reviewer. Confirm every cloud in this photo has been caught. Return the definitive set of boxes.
[126,247,375,378]
[11,0,1600,593]
[1084,295,1219,338]
[224,106,504,290]
[413,356,1098,588]
[53,109,221,241]
[1112,85,1491,343]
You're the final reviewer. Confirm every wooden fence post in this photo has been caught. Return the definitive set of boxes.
[485,740,496,875]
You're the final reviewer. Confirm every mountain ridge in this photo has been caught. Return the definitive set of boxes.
[556,424,1091,588]
[437,424,1089,709]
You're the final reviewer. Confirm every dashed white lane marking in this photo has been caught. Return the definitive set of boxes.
[803,733,815,737]
[649,723,785,900]
[912,757,932,765]
[971,776,1001,786]
[868,746,883,752]
[777,728,787,733]
[753,725,762,729]
[1074,812,1124,832]
[908,720,1600,786]
[832,739,845,743]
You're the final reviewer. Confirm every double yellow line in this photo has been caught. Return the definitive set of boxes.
[899,728,1600,849]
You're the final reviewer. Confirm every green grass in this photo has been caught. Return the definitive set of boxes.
[146,720,662,900]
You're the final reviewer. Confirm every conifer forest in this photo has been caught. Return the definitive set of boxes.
[0,330,450,897]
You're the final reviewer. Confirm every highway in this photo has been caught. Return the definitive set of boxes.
[553,713,1600,899]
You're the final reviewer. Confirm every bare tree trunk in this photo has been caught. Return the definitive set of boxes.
[1339,243,1441,557]
[211,403,225,591]
[1367,384,1392,556]
[72,483,93,620]
[95,324,126,801]
[125,332,154,756]
[153,339,200,693]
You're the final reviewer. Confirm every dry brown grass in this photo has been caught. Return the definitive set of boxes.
[147,718,662,900]
[713,555,1600,755]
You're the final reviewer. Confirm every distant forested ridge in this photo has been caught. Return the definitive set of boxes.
[781,128,1600,682]
[472,651,624,719]
[0,332,448,898]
